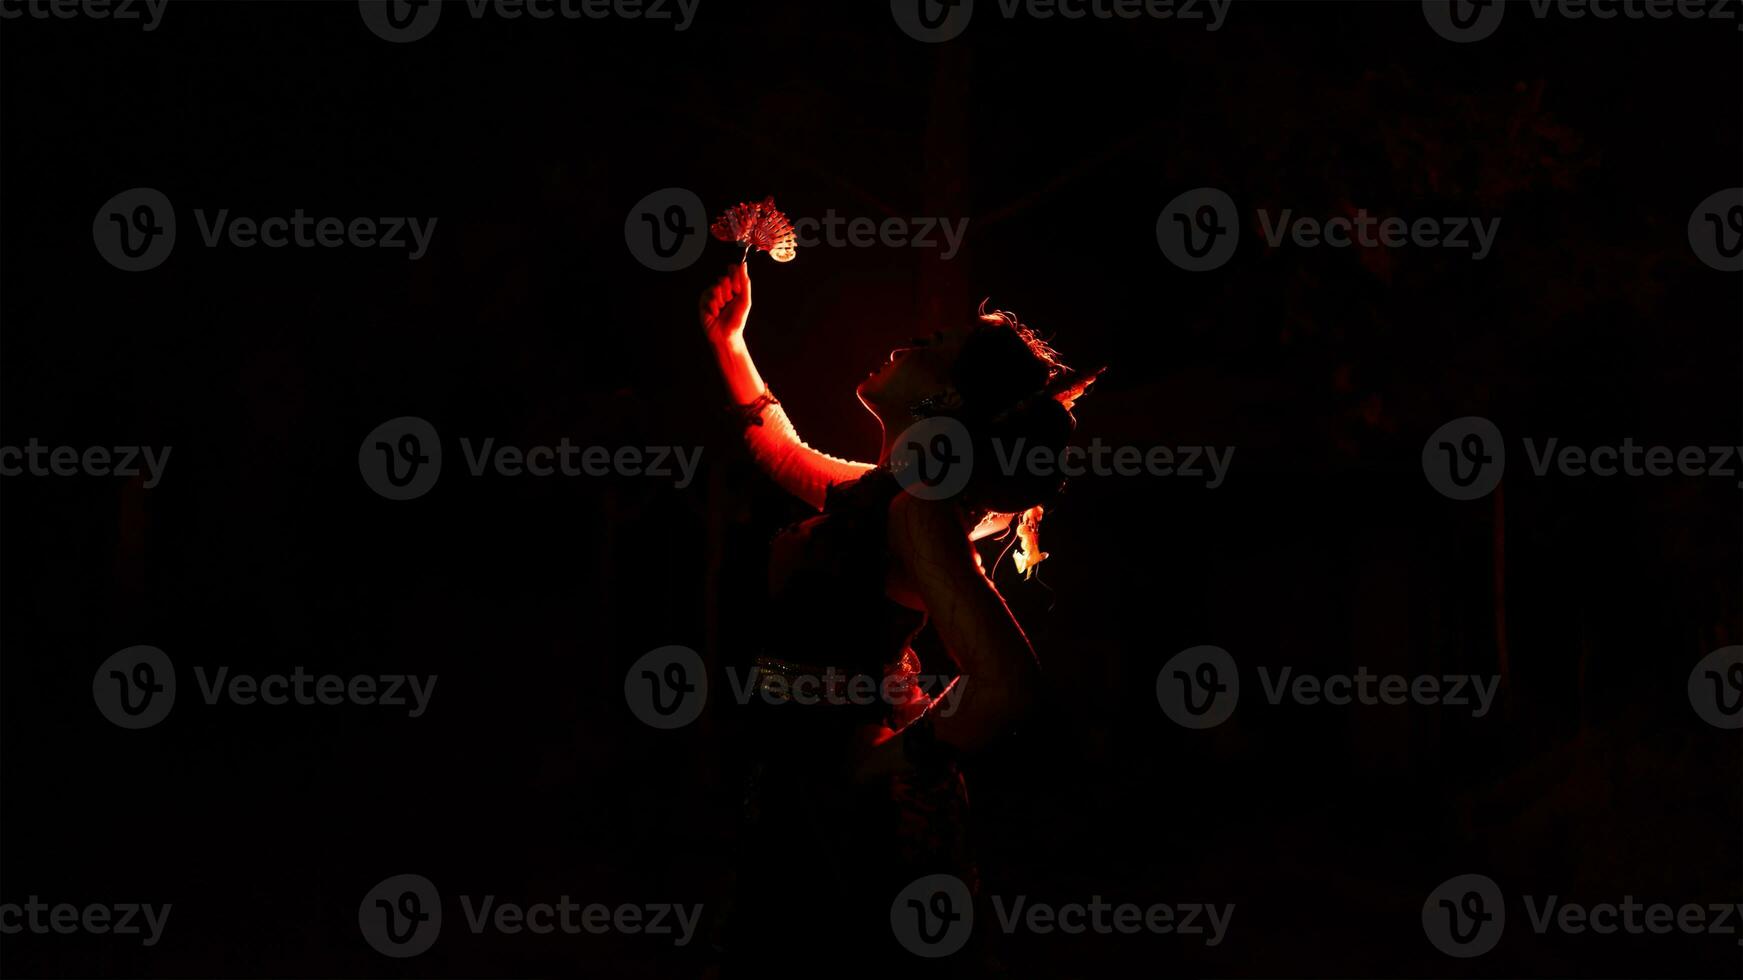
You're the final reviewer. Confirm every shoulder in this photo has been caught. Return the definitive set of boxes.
[887,493,978,572]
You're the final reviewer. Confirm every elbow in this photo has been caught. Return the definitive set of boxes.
[932,657,1041,755]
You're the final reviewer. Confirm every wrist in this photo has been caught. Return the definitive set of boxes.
[710,332,746,361]
[713,335,764,403]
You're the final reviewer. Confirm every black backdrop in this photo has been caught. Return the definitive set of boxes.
[1,1,1740,976]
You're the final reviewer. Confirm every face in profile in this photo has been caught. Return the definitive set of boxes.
[856,324,973,422]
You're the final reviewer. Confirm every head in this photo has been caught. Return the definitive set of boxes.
[858,301,1096,521]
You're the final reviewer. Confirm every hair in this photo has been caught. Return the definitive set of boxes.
[946,301,1101,575]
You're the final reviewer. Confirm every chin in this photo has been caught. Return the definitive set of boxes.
[856,372,889,403]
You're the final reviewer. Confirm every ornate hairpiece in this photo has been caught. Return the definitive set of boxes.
[989,365,1106,424]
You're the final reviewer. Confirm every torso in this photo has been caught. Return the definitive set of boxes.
[763,469,929,682]
[730,470,978,966]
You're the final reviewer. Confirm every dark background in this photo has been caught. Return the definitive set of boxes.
[2,1,1739,976]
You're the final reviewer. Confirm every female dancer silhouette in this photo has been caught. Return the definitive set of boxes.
[702,262,1095,973]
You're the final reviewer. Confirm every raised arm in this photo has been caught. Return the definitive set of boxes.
[700,263,874,510]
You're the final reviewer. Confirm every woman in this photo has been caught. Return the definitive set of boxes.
[702,262,1095,973]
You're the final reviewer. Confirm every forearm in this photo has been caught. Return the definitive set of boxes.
[933,593,1042,729]
[711,334,768,405]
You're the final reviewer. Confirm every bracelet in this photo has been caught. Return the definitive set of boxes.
[732,387,780,428]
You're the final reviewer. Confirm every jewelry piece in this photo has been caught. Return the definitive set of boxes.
[733,387,780,427]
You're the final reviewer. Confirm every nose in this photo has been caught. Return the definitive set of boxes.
[887,347,912,363]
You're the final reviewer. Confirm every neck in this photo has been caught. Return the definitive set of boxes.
[875,424,897,466]
[873,413,926,466]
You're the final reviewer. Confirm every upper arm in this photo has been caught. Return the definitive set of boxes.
[739,401,874,511]
[781,446,876,511]
[888,495,1040,750]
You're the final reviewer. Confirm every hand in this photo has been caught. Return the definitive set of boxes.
[699,262,751,347]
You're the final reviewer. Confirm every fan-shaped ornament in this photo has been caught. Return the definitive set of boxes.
[711,196,797,264]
